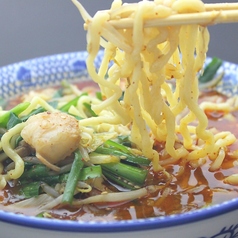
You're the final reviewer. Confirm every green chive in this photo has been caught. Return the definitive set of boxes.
[20,164,50,180]
[7,112,22,129]
[0,102,30,128]
[96,92,103,101]
[60,93,87,113]
[101,162,148,188]
[62,150,84,204]
[83,102,97,117]
[95,140,151,166]
[60,165,102,183]
[199,57,223,83]
[21,181,42,198]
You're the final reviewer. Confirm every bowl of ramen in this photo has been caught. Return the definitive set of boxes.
[1,0,238,237]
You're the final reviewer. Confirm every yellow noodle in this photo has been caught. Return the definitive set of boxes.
[224,174,238,185]
[19,96,57,117]
[72,0,237,171]
[0,123,25,189]
[200,101,232,112]
[210,148,226,171]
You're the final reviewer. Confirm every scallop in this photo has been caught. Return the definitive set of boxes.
[21,111,81,171]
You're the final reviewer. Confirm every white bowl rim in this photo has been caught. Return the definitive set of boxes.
[0,197,237,233]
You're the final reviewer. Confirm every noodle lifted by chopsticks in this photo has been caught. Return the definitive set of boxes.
[73,0,236,171]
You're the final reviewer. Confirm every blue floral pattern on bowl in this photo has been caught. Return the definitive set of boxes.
[200,223,238,238]
[1,52,238,100]
[0,51,103,99]
[215,61,238,97]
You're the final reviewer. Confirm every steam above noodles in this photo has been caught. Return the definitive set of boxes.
[72,0,236,171]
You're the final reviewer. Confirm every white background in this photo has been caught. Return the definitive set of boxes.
[0,0,237,67]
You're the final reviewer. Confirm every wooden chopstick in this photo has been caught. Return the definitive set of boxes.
[108,3,238,29]
[72,0,238,29]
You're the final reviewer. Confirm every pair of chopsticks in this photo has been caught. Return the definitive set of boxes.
[72,0,238,29]
[110,3,238,28]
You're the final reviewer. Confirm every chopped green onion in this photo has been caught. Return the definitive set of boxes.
[20,101,57,122]
[0,102,30,128]
[199,57,223,83]
[95,140,151,166]
[60,93,87,112]
[20,164,50,180]
[79,165,102,180]
[62,150,84,204]
[20,164,61,186]
[114,135,132,147]
[104,139,130,153]
[96,91,103,101]
[101,162,148,189]
[83,102,97,117]
[102,169,137,190]
[7,112,22,129]
[20,107,46,121]
[60,165,102,183]
[36,212,45,218]
[21,181,42,198]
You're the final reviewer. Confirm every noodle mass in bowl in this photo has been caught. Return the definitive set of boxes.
[1,0,238,237]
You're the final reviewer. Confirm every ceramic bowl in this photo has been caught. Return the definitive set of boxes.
[0,52,238,238]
